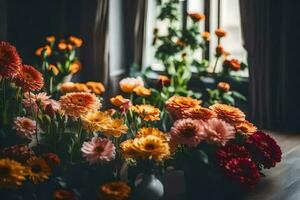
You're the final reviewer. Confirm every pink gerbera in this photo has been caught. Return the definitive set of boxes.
[0,41,22,78]
[13,117,36,139]
[22,92,50,113]
[81,137,116,164]
[202,118,235,146]
[170,118,205,147]
[15,65,44,92]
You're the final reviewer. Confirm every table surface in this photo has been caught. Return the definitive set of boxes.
[163,131,300,200]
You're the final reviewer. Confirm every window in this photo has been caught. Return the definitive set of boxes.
[144,0,248,77]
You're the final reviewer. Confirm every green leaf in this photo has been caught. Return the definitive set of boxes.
[232,91,247,101]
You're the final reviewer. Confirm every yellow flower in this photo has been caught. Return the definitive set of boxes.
[235,120,257,135]
[69,61,81,74]
[165,96,201,119]
[69,36,83,47]
[35,45,52,56]
[60,82,90,93]
[46,36,55,43]
[26,157,51,184]
[101,118,128,138]
[136,127,167,140]
[86,81,105,95]
[130,104,160,121]
[98,181,131,200]
[0,159,27,188]
[133,86,151,97]
[48,64,59,75]
[110,95,130,107]
[120,139,140,159]
[119,77,144,93]
[81,111,112,133]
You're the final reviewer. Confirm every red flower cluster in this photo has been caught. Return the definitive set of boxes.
[216,144,260,187]
[245,131,282,169]
[0,41,22,78]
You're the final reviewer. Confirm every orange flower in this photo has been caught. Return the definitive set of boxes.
[15,65,44,92]
[69,61,81,74]
[235,120,257,135]
[98,181,131,200]
[188,12,205,21]
[130,104,160,121]
[158,75,171,87]
[0,41,22,78]
[58,42,67,50]
[46,36,55,43]
[182,107,217,120]
[67,44,73,51]
[101,118,128,138]
[133,86,151,97]
[59,92,101,118]
[165,96,201,119]
[202,31,210,41]
[69,36,83,47]
[35,45,52,56]
[48,64,59,75]
[215,28,227,38]
[209,104,246,125]
[136,127,168,140]
[86,81,105,95]
[60,82,90,93]
[217,82,230,92]
[223,59,241,71]
[216,45,224,57]
[119,77,144,93]
[110,95,130,107]
[53,189,76,200]
[176,39,187,47]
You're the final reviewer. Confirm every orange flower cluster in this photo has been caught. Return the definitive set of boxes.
[130,104,160,121]
[60,81,105,95]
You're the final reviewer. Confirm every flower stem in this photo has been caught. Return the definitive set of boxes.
[213,57,220,74]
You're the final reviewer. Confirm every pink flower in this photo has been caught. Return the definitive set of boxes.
[22,92,59,114]
[170,118,205,147]
[13,117,36,139]
[202,118,235,146]
[81,137,116,164]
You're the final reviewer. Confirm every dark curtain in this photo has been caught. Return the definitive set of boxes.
[240,0,300,131]
[123,0,148,71]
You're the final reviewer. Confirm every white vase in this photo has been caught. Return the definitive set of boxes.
[135,174,164,200]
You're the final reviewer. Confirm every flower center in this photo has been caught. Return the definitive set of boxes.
[31,164,42,173]
[23,72,33,81]
[145,143,156,150]
[0,166,11,178]
[95,146,104,153]
[182,128,195,138]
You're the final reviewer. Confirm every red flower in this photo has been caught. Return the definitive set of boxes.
[53,189,76,200]
[245,131,282,169]
[216,144,251,167]
[42,152,61,167]
[223,157,260,187]
[14,65,44,92]
[0,41,22,78]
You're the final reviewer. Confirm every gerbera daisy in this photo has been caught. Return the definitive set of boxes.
[0,158,27,188]
[209,104,245,125]
[81,111,112,133]
[81,137,116,164]
[119,76,144,93]
[235,120,257,135]
[0,144,35,163]
[166,96,201,119]
[182,107,217,120]
[26,157,52,184]
[216,144,251,167]
[14,64,44,92]
[101,118,128,138]
[120,139,140,159]
[22,92,50,113]
[53,189,76,200]
[130,104,160,121]
[98,181,131,200]
[170,118,205,147]
[59,92,101,118]
[136,127,168,140]
[86,81,105,95]
[13,117,36,139]
[60,82,90,93]
[0,41,22,78]
[202,118,235,146]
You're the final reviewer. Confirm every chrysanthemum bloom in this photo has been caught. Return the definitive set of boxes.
[133,86,151,97]
[223,59,241,71]
[188,12,205,21]
[53,189,76,200]
[119,76,144,93]
[59,92,101,118]
[120,139,141,159]
[245,131,282,169]
[0,144,35,163]
[130,104,160,121]
[0,41,22,78]
[209,104,245,125]
[215,28,227,38]
[42,153,61,167]
[81,137,116,164]
[86,81,105,95]
[35,45,52,56]
[235,120,257,135]
[201,31,210,41]
[182,107,217,120]
[216,144,251,167]
[0,158,27,188]
[170,118,205,147]
[165,96,201,119]
[81,111,112,133]
[136,127,168,140]
[202,118,235,146]
[48,64,59,75]
[98,181,131,200]
[110,95,130,107]
[69,61,81,74]
[131,135,170,161]
[217,82,230,92]
[60,82,90,93]
[14,65,44,92]
[69,36,83,47]
[46,36,55,43]
[26,157,52,184]
[13,117,36,139]
[157,75,171,88]
[101,118,128,138]
[222,157,260,187]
